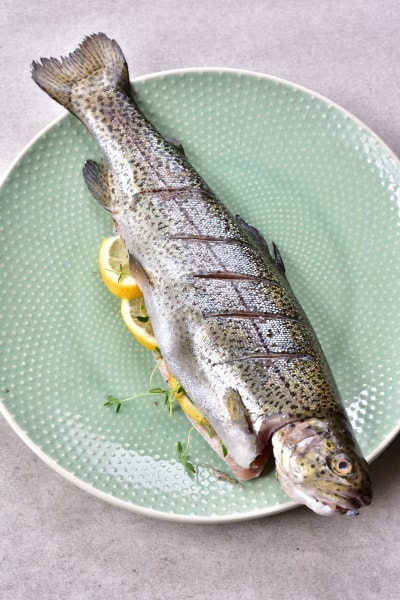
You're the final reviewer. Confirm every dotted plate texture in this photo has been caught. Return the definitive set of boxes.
[1,69,399,522]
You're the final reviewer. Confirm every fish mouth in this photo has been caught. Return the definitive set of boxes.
[306,478,373,516]
[327,488,373,516]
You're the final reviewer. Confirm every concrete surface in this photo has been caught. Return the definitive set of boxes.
[1,1,400,599]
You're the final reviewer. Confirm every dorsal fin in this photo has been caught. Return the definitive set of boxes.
[236,215,286,274]
[236,215,271,257]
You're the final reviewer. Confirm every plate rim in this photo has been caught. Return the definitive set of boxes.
[0,406,298,523]
[1,66,399,521]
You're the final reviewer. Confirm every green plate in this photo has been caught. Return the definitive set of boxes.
[1,69,399,522]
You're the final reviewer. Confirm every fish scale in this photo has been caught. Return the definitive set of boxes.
[31,33,373,514]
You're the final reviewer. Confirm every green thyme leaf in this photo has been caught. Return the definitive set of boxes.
[176,426,196,474]
[205,425,214,438]
[184,461,196,474]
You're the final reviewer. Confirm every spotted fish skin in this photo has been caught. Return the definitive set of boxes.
[31,34,372,513]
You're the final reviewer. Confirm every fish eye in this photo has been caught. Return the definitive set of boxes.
[330,455,354,476]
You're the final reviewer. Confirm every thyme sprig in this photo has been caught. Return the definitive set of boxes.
[104,363,178,416]
[104,388,166,414]
[117,263,130,283]
[104,364,234,481]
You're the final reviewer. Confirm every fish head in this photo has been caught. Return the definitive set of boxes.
[271,418,373,516]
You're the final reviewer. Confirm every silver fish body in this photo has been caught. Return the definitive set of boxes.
[32,33,372,514]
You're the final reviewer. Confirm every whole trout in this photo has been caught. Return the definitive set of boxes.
[32,34,372,515]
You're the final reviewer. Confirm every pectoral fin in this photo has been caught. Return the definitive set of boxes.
[224,387,253,433]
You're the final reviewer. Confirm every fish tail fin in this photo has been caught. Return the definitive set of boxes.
[31,33,131,112]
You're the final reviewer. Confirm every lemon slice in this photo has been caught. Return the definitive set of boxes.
[169,374,210,427]
[98,236,143,299]
[120,297,158,351]
[155,358,210,427]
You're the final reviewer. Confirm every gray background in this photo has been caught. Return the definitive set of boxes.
[1,1,399,599]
